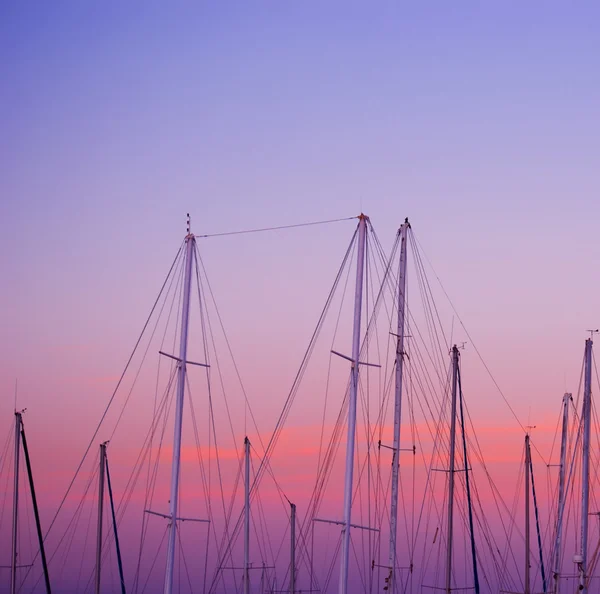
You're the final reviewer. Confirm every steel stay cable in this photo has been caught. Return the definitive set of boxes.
[208,226,359,593]
[22,242,184,593]
[196,216,357,239]
[410,231,550,466]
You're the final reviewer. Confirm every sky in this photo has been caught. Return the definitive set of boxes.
[2,2,600,593]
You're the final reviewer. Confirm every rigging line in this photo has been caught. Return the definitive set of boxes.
[27,241,185,582]
[193,250,241,592]
[108,249,186,444]
[460,394,523,582]
[0,421,15,533]
[177,523,195,594]
[132,372,178,592]
[115,366,178,521]
[36,451,99,593]
[98,382,174,594]
[209,225,360,591]
[410,231,549,466]
[134,253,185,592]
[194,245,243,463]
[185,375,227,593]
[124,378,178,587]
[139,524,169,594]
[316,233,356,479]
[196,216,357,239]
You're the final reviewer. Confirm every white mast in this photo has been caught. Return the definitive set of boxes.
[579,337,593,593]
[244,436,250,594]
[163,222,195,594]
[525,434,531,594]
[389,218,409,589]
[10,412,22,594]
[445,345,459,594]
[95,442,107,594]
[339,214,367,594]
[553,393,571,594]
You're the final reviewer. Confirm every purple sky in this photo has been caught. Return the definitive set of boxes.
[2,2,600,593]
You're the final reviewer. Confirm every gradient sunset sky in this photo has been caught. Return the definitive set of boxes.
[2,2,600,592]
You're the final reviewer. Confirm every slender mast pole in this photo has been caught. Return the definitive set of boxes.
[389,219,409,589]
[525,435,531,594]
[244,436,250,594]
[20,422,52,594]
[580,338,593,594]
[553,393,571,594]
[339,214,367,594]
[445,346,459,594]
[95,442,107,594]
[290,502,296,594]
[457,366,480,594]
[164,227,195,594]
[105,450,127,594]
[10,412,22,594]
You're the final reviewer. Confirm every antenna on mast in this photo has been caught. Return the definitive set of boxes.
[586,329,598,340]
[186,213,191,235]
[449,342,467,354]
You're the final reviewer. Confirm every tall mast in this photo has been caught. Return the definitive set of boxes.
[10,412,22,594]
[525,434,531,594]
[579,338,593,593]
[389,218,409,588]
[20,419,52,594]
[95,442,107,594]
[244,436,250,594]
[163,226,195,594]
[290,502,296,594]
[339,214,367,594]
[553,393,571,594]
[445,345,459,594]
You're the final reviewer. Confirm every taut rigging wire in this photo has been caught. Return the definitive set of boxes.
[411,232,550,466]
[23,242,185,591]
[196,216,357,239]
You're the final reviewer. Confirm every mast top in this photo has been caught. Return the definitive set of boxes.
[185,213,195,239]
[357,213,369,222]
[398,217,411,234]
[586,329,598,341]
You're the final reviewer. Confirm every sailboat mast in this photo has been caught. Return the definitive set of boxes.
[20,419,52,594]
[290,502,296,594]
[244,436,250,594]
[10,411,22,594]
[95,442,107,594]
[445,345,459,594]
[105,449,126,594]
[580,338,593,593]
[553,393,571,594]
[164,229,195,594]
[339,214,367,594]
[525,434,531,594]
[389,219,409,587]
